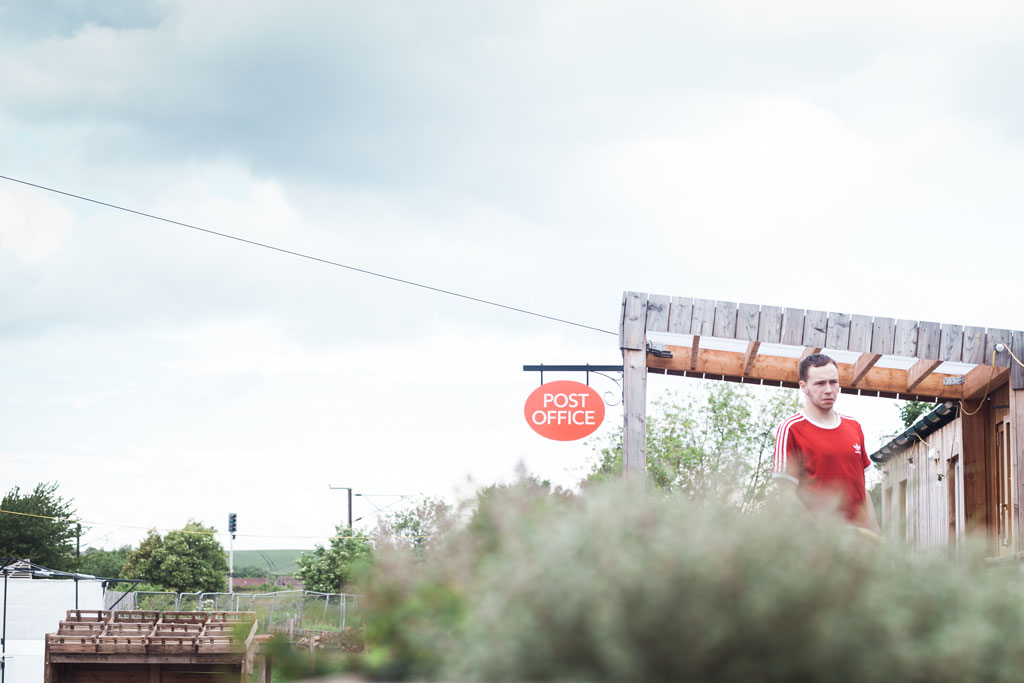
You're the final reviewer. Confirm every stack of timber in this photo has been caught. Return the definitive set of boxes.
[45,610,265,683]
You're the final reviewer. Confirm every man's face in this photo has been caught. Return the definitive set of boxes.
[800,362,840,412]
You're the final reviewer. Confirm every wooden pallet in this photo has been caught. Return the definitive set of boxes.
[64,610,110,623]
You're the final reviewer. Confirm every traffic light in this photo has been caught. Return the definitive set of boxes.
[228,513,237,534]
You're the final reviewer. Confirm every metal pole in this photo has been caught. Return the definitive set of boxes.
[328,486,354,528]
[2,570,8,683]
[229,533,234,594]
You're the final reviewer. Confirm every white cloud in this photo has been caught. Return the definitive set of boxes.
[0,184,75,262]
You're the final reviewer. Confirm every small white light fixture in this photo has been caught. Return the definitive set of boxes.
[928,448,939,461]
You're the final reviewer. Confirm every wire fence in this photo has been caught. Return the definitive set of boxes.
[105,590,360,632]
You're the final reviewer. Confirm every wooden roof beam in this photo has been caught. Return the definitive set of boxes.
[799,346,822,362]
[962,364,1011,401]
[907,358,942,392]
[743,341,760,376]
[851,353,882,387]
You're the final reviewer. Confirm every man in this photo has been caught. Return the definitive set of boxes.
[774,353,880,532]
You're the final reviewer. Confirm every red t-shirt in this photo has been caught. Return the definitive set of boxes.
[773,412,872,522]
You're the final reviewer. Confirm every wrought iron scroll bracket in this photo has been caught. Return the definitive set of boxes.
[522,364,625,407]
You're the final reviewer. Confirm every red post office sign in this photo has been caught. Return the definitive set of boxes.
[524,380,605,441]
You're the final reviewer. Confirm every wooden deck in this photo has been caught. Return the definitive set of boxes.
[45,610,267,683]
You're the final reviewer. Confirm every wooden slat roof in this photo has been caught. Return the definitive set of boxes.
[620,292,1024,401]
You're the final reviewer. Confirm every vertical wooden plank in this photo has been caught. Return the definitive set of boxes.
[712,301,738,339]
[1012,387,1024,554]
[848,315,873,353]
[803,310,827,349]
[150,664,161,683]
[622,348,647,482]
[758,306,783,343]
[668,297,693,335]
[691,298,716,336]
[781,308,804,346]
[963,326,986,365]
[825,312,850,350]
[1012,330,1024,390]
[961,397,989,543]
[940,324,964,362]
[917,321,941,360]
[893,319,919,358]
[871,317,895,355]
[645,294,670,333]
[736,303,760,342]
[620,291,646,351]
[987,328,1012,368]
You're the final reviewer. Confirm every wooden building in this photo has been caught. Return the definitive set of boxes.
[872,387,1017,558]
[618,292,1024,557]
[45,610,269,683]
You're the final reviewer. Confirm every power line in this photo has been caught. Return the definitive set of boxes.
[0,173,617,336]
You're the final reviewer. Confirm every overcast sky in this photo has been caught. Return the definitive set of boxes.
[2,1,1023,552]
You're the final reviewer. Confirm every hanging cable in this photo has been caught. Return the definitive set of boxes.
[0,174,616,336]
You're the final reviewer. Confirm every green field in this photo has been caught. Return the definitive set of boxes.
[228,549,309,576]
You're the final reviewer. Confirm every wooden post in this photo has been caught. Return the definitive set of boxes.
[961,399,990,549]
[1012,387,1024,557]
[620,292,647,481]
[149,663,161,683]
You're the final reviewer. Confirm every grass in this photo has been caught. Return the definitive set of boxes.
[228,549,310,576]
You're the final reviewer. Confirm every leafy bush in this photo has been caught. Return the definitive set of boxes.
[357,480,1024,682]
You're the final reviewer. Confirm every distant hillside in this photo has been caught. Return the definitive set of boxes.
[226,549,309,576]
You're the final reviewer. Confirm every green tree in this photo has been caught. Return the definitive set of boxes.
[376,497,455,557]
[586,383,800,510]
[898,400,936,428]
[120,521,228,593]
[79,545,132,578]
[296,526,372,593]
[0,482,78,570]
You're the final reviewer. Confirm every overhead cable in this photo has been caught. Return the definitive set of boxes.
[0,174,616,336]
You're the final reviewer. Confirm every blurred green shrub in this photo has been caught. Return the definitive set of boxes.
[357,480,1024,682]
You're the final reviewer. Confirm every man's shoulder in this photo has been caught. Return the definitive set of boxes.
[837,413,863,428]
[776,413,806,433]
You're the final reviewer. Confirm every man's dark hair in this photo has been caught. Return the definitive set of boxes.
[799,353,838,383]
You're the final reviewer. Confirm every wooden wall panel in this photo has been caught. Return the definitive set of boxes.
[758,306,783,343]
[940,324,964,362]
[918,322,941,360]
[713,301,738,338]
[963,326,986,365]
[803,310,827,348]
[646,294,670,333]
[1013,330,1024,390]
[848,315,873,352]
[988,328,1012,368]
[825,313,850,350]
[871,317,895,355]
[781,308,804,346]
[691,298,716,336]
[736,303,760,341]
[668,297,693,335]
[893,319,919,358]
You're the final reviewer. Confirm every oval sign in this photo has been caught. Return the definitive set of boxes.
[524,380,605,441]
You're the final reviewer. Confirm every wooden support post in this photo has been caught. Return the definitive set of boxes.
[1009,389,1024,558]
[743,341,760,376]
[851,353,882,386]
[256,654,266,683]
[690,336,700,370]
[963,365,1010,401]
[620,292,647,481]
[907,358,942,392]
[150,664,161,683]
[961,398,990,545]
